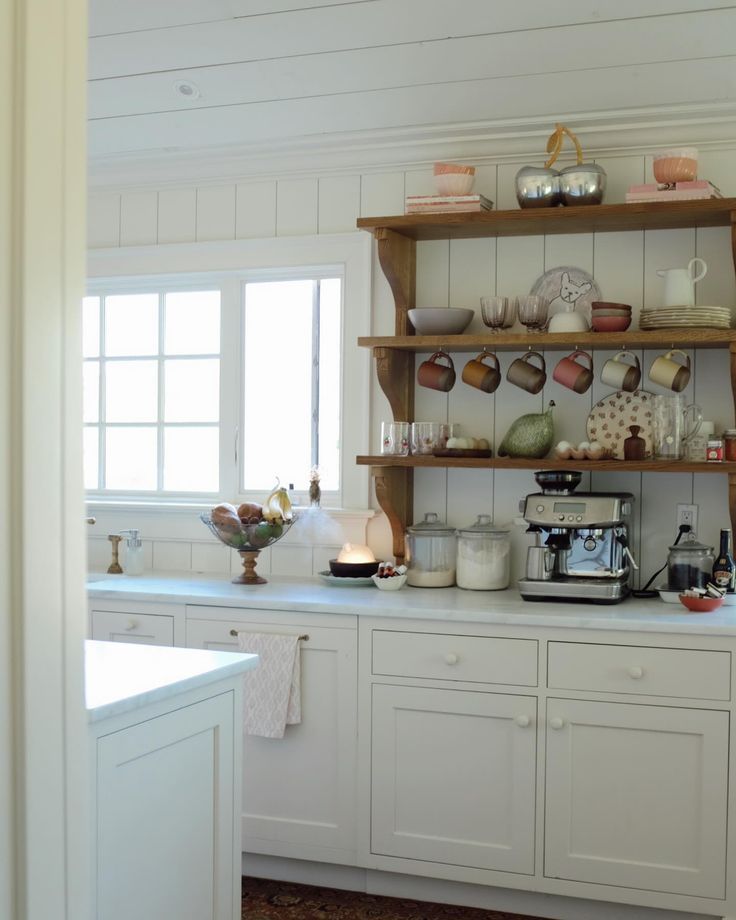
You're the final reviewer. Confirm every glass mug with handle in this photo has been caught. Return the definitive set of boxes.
[652,394,702,460]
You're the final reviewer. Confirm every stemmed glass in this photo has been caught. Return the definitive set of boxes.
[517,295,549,333]
[480,296,516,332]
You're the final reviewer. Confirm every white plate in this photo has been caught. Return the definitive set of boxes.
[586,389,655,460]
[530,265,601,323]
[318,571,375,587]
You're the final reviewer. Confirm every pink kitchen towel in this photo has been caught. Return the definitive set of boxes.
[237,632,302,738]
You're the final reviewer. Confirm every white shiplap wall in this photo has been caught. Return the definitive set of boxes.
[87,145,736,586]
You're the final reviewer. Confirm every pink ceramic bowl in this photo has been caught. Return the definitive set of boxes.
[591,301,632,312]
[591,315,632,332]
[679,594,724,613]
[653,148,698,184]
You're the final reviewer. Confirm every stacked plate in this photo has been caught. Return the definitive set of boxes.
[640,306,731,329]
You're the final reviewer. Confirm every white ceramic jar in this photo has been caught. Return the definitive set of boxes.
[456,515,510,590]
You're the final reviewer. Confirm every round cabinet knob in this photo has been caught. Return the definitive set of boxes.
[628,665,644,680]
[125,619,138,631]
[515,715,531,728]
[549,717,565,730]
[444,653,459,666]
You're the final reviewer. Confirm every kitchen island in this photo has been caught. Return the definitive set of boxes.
[86,639,257,920]
[87,574,736,920]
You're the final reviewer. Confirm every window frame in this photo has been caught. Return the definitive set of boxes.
[85,233,371,511]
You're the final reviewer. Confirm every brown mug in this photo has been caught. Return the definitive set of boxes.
[462,351,501,393]
[506,351,546,394]
[552,349,594,394]
[417,351,456,392]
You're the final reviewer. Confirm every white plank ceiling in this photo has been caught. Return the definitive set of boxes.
[88,0,736,163]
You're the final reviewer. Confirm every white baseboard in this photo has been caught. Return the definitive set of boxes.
[241,853,715,920]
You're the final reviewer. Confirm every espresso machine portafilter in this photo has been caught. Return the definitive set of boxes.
[518,470,637,604]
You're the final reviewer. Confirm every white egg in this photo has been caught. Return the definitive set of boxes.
[446,437,460,449]
[556,440,572,452]
[588,441,602,451]
[577,441,591,450]
[477,438,490,450]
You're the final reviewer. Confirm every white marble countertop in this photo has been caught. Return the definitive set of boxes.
[86,572,736,636]
[85,639,258,723]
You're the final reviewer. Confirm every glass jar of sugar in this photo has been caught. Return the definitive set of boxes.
[456,515,511,591]
[405,513,457,587]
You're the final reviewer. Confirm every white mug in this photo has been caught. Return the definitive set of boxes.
[600,351,641,392]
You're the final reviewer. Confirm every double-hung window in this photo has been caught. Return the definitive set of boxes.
[84,234,370,509]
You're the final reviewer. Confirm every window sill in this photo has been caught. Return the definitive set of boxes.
[85,499,375,520]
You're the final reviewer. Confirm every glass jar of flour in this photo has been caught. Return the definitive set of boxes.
[456,515,511,591]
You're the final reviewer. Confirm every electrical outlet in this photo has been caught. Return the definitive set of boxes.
[677,503,699,533]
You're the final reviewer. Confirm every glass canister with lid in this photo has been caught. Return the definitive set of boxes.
[405,512,457,587]
[666,535,714,591]
[456,515,511,590]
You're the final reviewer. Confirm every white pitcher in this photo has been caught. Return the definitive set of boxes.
[656,257,707,307]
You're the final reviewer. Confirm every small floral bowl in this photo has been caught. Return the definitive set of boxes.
[372,573,408,591]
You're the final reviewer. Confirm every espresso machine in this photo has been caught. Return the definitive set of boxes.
[518,471,637,603]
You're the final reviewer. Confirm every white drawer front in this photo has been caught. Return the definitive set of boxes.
[372,630,538,686]
[548,642,731,700]
[90,609,174,646]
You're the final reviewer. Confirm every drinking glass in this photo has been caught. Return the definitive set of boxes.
[480,296,516,332]
[517,295,549,333]
[381,421,409,456]
[411,422,440,455]
[652,395,702,460]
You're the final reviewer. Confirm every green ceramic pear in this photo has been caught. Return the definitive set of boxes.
[498,401,555,459]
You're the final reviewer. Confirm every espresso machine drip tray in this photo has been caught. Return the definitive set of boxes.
[518,576,630,604]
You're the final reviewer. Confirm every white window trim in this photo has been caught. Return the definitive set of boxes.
[86,232,372,511]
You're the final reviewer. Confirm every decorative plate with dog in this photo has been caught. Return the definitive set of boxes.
[530,265,601,322]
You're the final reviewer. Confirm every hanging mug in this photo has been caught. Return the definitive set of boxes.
[552,350,594,394]
[462,351,501,393]
[506,351,547,394]
[600,351,641,392]
[649,349,691,392]
[417,351,456,392]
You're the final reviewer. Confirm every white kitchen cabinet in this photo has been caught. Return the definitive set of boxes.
[186,608,358,864]
[544,697,729,899]
[371,683,537,874]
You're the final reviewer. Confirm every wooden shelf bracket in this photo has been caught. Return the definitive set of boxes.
[374,346,415,422]
[372,466,413,564]
[375,228,416,335]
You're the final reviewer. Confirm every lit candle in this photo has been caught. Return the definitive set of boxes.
[336,543,376,564]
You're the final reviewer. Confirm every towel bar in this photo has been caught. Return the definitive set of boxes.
[229,628,309,641]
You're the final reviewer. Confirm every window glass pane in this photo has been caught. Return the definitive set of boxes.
[164,290,220,355]
[163,427,218,492]
[318,278,341,491]
[83,427,99,490]
[105,293,158,356]
[243,280,313,490]
[83,297,100,357]
[164,359,219,423]
[105,427,157,490]
[83,361,100,423]
[105,360,158,422]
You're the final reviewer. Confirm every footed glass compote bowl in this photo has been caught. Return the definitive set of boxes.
[200,511,296,585]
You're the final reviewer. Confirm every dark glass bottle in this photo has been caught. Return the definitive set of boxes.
[712,529,735,591]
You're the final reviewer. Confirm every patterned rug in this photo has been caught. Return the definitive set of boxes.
[241,877,546,920]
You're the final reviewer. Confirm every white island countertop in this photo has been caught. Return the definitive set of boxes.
[85,639,258,723]
[86,572,736,636]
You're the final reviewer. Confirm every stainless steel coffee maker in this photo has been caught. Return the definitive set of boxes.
[518,470,637,603]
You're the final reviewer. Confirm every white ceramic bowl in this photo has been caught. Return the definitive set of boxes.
[547,311,589,333]
[372,573,408,591]
[408,307,474,335]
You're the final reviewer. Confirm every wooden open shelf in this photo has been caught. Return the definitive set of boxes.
[358,456,736,473]
[359,329,736,354]
[357,198,736,241]
[356,199,736,562]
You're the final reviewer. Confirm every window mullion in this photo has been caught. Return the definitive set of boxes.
[219,277,240,500]
[311,280,320,471]
[98,296,106,489]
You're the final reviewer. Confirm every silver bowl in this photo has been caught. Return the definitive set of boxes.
[559,163,606,206]
[515,166,561,208]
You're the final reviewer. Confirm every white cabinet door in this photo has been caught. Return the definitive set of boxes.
[371,684,537,874]
[186,616,357,863]
[95,692,236,920]
[545,698,728,899]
